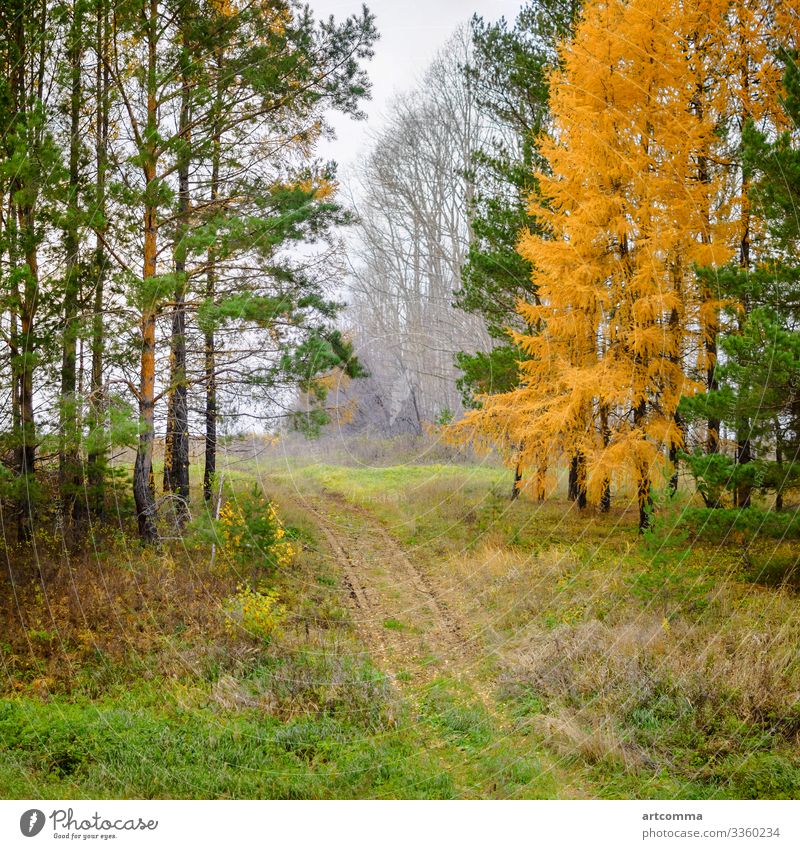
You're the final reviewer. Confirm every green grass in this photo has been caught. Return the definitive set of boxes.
[295,462,507,505]
[0,460,575,799]
[3,451,799,799]
[0,691,455,799]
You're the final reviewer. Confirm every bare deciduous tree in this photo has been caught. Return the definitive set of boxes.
[340,28,491,433]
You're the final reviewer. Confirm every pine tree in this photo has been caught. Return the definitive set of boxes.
[86,0,112,518]
[682,49,800,509]
[167,1,376,507]
[0,0,65,539]
[705,0,800,506]
[162,0,199,520]
[59,0,90,532]
[103,0,376,539]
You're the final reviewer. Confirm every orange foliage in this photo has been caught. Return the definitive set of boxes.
[449,0,800,512]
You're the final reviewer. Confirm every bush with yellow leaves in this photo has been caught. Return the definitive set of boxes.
[224,583,285,644]
[217,484,295,574]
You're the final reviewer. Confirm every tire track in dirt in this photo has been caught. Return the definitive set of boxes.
[300,488,480,691]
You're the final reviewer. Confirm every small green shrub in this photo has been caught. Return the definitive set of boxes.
[218,485,296,572]
[679,508,800,541]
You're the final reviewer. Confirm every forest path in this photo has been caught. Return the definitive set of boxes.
[301,488,485,695]
[283,483,591,799]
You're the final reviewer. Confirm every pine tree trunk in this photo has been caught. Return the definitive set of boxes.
[204,48,222,503]
[134,295,158,542]
[705,333,720,455]
[18,219,38,542]
[88,0,109,513]
[87,0,109,517]
[735,428,752,508]
[8,0,38,542]
[775,423,783,512]
[163,294,190,510]
[7,196,23,523]
[133,2,160,542]
[203,322,217,502]
[163,39,191,521]
[60,2,84,530]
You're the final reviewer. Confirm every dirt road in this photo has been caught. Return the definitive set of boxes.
[302,489,478,688]
[278,482,589,799]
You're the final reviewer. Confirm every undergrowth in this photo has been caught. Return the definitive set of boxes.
[3,452,798,799]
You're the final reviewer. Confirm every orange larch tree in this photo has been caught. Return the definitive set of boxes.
[452,0,732,530]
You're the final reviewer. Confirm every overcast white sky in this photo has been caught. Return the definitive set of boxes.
[312,1,525,174]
